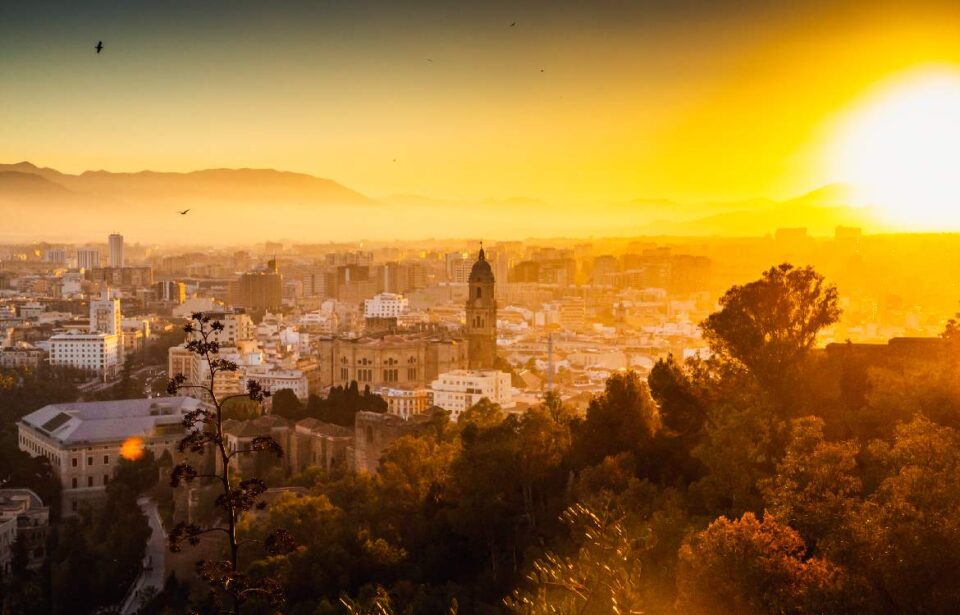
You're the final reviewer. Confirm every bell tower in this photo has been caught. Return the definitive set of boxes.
[465,245,497,369]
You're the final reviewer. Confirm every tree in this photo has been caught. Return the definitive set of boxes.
[571,371,660,468]
[759,417,861,547]
[166,313,295,614]
[676,512,850,615]
[842,417,960,612]
[270,388,304,419]
[506,503,644,615]
[700,263,840,407]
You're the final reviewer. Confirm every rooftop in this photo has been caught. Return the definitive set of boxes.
[20,397,203,445]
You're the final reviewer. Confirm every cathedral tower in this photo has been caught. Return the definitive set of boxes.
[465,246,497,369]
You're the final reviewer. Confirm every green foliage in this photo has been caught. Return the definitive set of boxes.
[274,384,387,425]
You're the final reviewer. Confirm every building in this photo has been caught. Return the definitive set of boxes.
[85,266,154,288]
[0,489,49,574]
[43,249,66,264]
[235,260,283,313]
[430,369,514,421]
[317,333,468,390]
[0,344,45,369]
[18,397,205,514]
[108,233,124,268]
[373,386,432,419]
[353,411,433,474]
[364,292,409,319]
[48,330,121,379]
[287,418,354,473]
[154,280,187,304]
[76,249,100,270]
[465,247,497,369]
[89,290,122,335]
[244,365,309,400]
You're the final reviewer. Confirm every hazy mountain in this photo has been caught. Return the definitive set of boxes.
[633,186,881,236]
[0,162,372,205]
[0,162,881,243]
[0,162,377,243]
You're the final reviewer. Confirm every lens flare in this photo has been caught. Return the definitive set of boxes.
[120,436,146,461]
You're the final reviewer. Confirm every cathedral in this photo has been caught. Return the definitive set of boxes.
[465,246,497,369]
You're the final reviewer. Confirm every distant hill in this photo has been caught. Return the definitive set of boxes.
[0,162,376,243]
[0,162,372,205]
[0,161,883,243]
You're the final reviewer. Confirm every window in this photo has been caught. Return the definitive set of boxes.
[104,475,109,485]
[103,455,109,464]
[88,476,94,487]
[87,456,93,466]
[71,500,77,512]
[72,478,77,489]
[476,287,482,299]
[72,458,77,467]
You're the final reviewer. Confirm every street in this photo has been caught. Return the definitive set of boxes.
[120,497,167,614]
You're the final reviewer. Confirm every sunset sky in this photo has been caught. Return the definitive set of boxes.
[3,0,960,210]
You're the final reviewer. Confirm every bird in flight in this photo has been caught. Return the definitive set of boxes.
[178,209,190,215]
[95,41,103,53]
[510,22,517,27]
[427,58,433,63]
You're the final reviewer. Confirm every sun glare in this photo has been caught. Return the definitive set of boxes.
[828,68,960,229]
[119,436,146,461]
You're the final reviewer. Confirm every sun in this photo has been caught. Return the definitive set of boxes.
[827,68,960,229]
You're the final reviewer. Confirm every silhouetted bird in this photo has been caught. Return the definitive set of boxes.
[510,22,517,27]
[178,209,190,215]
[95,41,103,53]
[427,58,433,62]
[540,69,544,72]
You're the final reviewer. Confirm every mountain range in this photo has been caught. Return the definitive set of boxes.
[0,162,881,243]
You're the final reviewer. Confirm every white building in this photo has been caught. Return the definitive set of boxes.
[89,290,122,335]
[430,369,514,421]
[364,292,409,319]
[49,331,121,379]
[245,365,309,400]
[108,233,124,268]
[373,386,431,419]
[18,397,204,514]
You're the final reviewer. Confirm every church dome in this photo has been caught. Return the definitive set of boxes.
[469,247,495,283]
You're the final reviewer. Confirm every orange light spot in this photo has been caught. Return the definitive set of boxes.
[120,436,146,461]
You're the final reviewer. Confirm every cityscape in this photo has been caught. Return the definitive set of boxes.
[3,1,960,614]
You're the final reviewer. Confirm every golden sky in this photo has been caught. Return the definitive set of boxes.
[3,0,960,207]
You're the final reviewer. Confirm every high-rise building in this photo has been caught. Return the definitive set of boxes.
[89,289,122,335]
[108,233,124,268]
[465,247,497,369]
[154,280,187,303]
[76,249,100,270]
[234,260,283,313]
[43,249,66,264]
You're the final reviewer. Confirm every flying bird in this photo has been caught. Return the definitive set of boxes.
[510,22,517,27]
[95,41,103,53]
[427,58,433,63]
[178,209,190,215]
